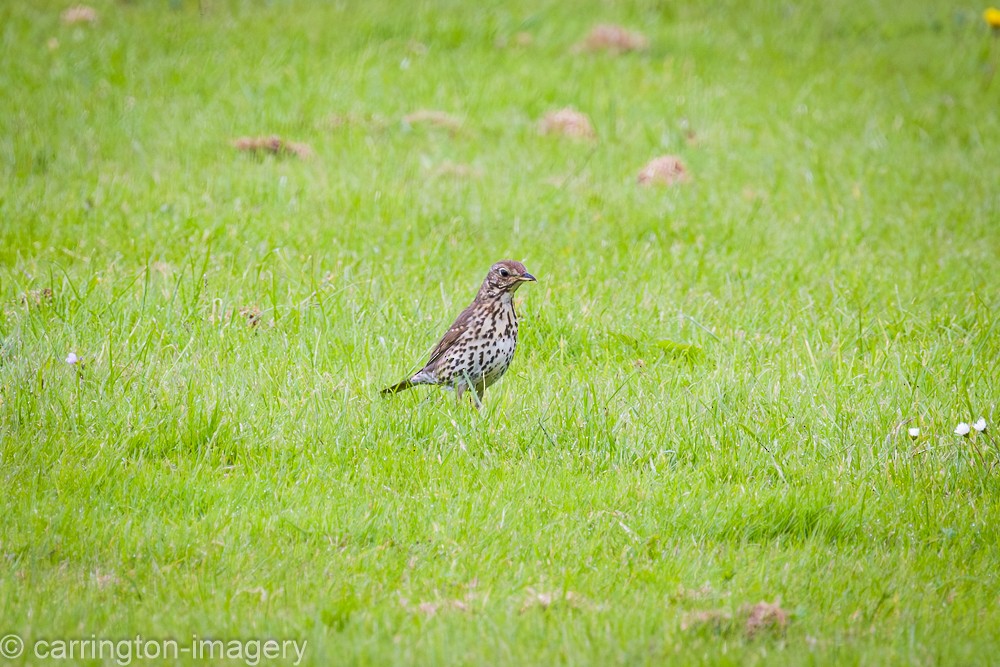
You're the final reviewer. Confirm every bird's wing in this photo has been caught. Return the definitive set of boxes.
[424,302,477,369]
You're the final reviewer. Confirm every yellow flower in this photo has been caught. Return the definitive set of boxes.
[985,7,1000,29]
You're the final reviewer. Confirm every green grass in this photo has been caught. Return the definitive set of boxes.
[2,0,1000,664]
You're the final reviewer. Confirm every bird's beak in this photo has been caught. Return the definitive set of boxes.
[520,273,537,282]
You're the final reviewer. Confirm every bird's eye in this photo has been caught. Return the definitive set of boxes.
[499,268,510,277]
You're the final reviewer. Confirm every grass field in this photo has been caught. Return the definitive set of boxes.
[2,0,1000,664]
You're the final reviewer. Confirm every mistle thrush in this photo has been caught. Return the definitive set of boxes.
[381,260,537,405]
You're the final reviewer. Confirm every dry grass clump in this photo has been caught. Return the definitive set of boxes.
[207,302,268,329]
[20,288,54,307]
[576,24,648,54]
[323,113,384,129]
[400,596,473,617]
[91,569,119,590]
[402,109,463,132]
[400,581,479,617]
[519,588,597,613]
[637,155,690,186]
[538,108,595,139]
[238,305,263,328]
[681,600,789,638]
[743,601,789,637]
[61,5,98,24]
[232,136,313,159]
[680,608,733,632]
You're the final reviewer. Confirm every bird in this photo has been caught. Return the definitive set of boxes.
[381,260,537,407]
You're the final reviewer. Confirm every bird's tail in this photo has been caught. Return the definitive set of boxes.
[381,379,414,396]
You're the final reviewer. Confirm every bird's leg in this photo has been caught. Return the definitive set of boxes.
[471,379,487,410]
[457,372,483,410]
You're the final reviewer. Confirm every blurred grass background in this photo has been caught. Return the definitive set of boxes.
[1,0,999,664]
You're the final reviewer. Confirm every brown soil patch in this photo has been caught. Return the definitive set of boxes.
[538,108,595,139]
[576,24,648,54]
[232,136,313,159]
[637,155,690,186]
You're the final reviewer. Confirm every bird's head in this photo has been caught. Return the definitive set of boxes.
[479,260,536,300]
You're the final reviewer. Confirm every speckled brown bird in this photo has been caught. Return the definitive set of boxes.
[381,260,537,406]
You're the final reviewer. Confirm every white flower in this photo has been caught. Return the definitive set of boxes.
[907,427,920,438]
[65,352,79,365]
[954,423,971,436]
[973,418,987,433]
